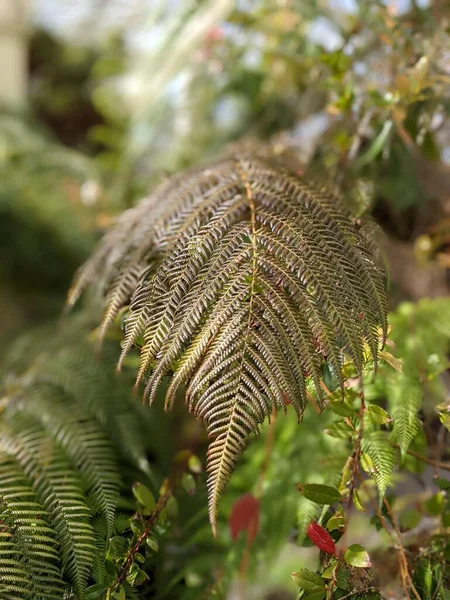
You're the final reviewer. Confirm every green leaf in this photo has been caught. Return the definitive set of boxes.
[112,587,126,600]
[355,120,393,167]
[321,561,338,578]
[181,473,196,495]
[378,350,402,373]
[297,484,342,505]
[329,400,357,418]
[291,569,326,592]
[423,492,445,516]
[86,583,109,599]
[353,489,365,512]
[188,454,202,474]
[132,483,156,513]
[434,477,450,491]
[107,536,129,560]
[439,412,450,432]
[324,421,355,439]
[344,544,371,568]
[166,496,179,518]
[360,453,375,473]
[366,404,391,425]
[146,535,159,553]
[302,592,326,600]
[327,513,345,532]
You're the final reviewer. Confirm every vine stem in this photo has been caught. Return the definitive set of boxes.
[111,481,172,589]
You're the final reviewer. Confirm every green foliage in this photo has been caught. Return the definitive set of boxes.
[0,321,155,599]
[69,150,388,531]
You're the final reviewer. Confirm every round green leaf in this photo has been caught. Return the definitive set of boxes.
[344,544,371,568]
[132,482,156,513]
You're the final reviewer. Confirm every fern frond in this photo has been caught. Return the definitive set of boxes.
[0,459,64,600]
[382,298,450,455]
[0,419,95,598]
[70,151,388,531]
[0,321,156,598]
[361,428,395,499]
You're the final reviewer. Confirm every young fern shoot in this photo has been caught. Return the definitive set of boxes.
[69,150,388,533]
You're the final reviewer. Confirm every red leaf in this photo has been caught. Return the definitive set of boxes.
[229,494,260,543]
[306,522,336,555]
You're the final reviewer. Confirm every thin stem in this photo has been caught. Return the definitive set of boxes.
[398,446,450,472]
[112,481,172,589]
[383,497,422,600]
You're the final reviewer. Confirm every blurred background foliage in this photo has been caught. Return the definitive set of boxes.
[0,1,449,599]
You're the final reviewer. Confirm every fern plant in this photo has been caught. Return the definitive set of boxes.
[0,321,155,600]
[68,149,389,532]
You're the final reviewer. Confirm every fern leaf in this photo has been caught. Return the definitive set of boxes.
[0,322,157,597]
[361,429,395,499]
[0,419,95,598]
[70,151,388,530]
[388,373,421,456]
[0,459,64,600]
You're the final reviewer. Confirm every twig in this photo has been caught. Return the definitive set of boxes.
[347,391,366,510]
[383,497,422,600]
[418,449,450,472]
[337,587,378,600]
[112,481,172,589]
[397,446,450,472]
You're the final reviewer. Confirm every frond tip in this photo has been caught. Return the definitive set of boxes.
[70,151,388,532]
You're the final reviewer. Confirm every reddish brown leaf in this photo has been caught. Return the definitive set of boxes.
[306,522,336,555]
[229,493,260,543]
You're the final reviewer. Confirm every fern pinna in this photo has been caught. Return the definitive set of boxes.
[69,150,389,533]
[0,325,153,599]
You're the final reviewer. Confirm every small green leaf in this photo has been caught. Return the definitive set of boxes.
[324,421,355,439]
[321,561,338,578]
[439,412,450,432]
[379,350,403,373]
[86,584,108,599]
[291,569,326,592]
[188,454,202,474]
[433,477,450,491]
[181,473,196,496]
[423,492,445,516]
[360,453,375,473]
[344,544,371,568]
[133,483,156,513]
[367,404,391,425]
[297,483,342,505]
[399,507,421,530]
[166,496,179,518]
[353,490,365,512]
[127,563,149,586]
[112,587,126,600]
[329,400,357,418]
[107,536,128,560]
[302,592,326,600]
[146,535,159,553]
[327,513,345,532]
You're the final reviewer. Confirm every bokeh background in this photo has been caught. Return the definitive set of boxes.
[1,0,449,351]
